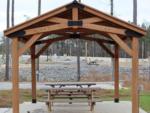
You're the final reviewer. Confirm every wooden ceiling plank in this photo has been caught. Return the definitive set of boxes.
[18,34,42,56]
[108,33,132,56]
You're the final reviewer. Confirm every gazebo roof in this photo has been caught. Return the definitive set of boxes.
[4,1,146,40]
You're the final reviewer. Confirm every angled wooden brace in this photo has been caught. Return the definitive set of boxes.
[82,17,103,24]
[97,41,114,57]
[108,33,132,56]
[35,42,52,58]
[18,34,42,56]
[47,17,68,24]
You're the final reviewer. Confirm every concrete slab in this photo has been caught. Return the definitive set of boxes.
[2,101,147,113]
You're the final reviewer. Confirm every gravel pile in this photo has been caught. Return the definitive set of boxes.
[0,56,150,82]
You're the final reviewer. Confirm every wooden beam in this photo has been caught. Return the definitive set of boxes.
[31,45,37,103]
[83,7,146,36]
[108,33,132,56]
[12,37,19,113]
[5,7,67,36]
[47,17,68,24]
[18,34,42,56]
[82,24,127,36]
[47,17,103,25]
[114,44,119,103]
[97,41,114,57]
[24,24,68,36]
[72,8,78,28]
[82,17,103,24]
[131,37,139,113]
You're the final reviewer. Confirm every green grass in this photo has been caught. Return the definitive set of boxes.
[0,89,150,112]
[140,93,150,112]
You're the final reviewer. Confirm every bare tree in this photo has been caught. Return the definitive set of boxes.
[5,0,10,81]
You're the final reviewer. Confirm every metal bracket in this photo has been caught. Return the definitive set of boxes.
[68,21,83,26]
[70,33,80,38]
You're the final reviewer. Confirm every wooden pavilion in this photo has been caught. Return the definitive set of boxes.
[4,1,146,113]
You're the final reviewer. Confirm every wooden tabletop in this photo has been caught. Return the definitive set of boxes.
[45,82,96,88]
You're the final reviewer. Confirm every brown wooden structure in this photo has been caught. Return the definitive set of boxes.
[4,1,146,113]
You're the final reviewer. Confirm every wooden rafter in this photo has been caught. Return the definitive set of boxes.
[47,17,103,25]
[5,7,67,36]
[82,17,103,24]
[23,24,68,36]
[47,17,68,24]
[83,7,146,36]
[97,41,114,57]
[108,33,132,56]
[19,34,42,56]
[82,24,127,36]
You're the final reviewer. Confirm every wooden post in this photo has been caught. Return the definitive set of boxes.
[12,37,19,113]
[132,37,139,113]
[31,45,37,103]
[114,44,119,102]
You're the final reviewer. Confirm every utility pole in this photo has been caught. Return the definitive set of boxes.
[36,0,41,81]
[11,0,15,26]
[110,0,113,16]
[133,0,137,24]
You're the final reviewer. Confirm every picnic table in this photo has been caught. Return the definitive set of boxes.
[45,82,101,112]
[45,82,96,88]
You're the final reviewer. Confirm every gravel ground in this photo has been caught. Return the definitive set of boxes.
[0,56,150,81]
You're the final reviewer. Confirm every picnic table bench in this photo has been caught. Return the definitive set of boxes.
[45,82,101,112]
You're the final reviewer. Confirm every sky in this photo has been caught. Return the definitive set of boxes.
[0,0,150,33]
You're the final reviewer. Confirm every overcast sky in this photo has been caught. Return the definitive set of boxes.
[0,0,150,32]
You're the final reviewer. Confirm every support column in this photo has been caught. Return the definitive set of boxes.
[31,45,37,103]
[114,44,119,103]
[132,37,139,113]
[12,37,19,113]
